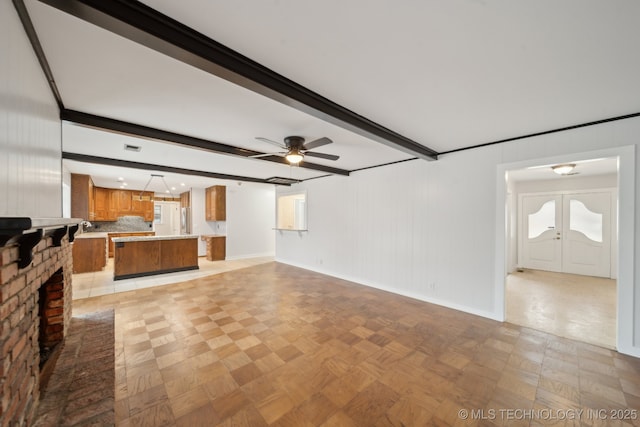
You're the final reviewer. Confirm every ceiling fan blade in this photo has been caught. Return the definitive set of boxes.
[255,137,286,149]
[302,137,332,150]
[249,152,285,158]
[304,151,340,161]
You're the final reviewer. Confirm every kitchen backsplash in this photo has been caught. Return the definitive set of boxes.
[87,216,153,232]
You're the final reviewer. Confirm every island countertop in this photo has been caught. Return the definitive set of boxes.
[112,234,199,243]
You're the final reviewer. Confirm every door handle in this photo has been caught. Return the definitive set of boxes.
[554,237,561,240]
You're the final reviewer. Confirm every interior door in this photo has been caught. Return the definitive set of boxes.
[520,194,562,272]
[519,191,613,278]
[562,192,611,277]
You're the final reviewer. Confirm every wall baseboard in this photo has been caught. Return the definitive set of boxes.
[275,258,502,322]
[225,252,275,261]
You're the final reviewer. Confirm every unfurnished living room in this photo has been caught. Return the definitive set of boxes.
[2,1,640,426]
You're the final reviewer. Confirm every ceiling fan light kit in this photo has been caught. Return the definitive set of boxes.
[254,135,339,164]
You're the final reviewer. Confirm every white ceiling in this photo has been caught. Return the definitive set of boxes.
[23,0,640,191]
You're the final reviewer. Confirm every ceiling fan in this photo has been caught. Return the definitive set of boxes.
[252,136,339,164]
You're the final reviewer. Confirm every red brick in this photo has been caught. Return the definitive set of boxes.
[43,307,63,319]
[11,335,27,364]
[0,295,19,320]
[0,247,19,267]
[0,264,19,290]
[2,327,19,355]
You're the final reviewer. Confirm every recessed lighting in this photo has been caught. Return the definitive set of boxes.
[180,183,185,186]
[117,177,124,182]
[165,190,170,193]
[119,185,125,189]
[123,182,128,186]
[171,186,176,190]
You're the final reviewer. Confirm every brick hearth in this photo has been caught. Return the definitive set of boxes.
[0,232,73,426]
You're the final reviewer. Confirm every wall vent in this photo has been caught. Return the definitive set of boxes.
[124,144,141,152]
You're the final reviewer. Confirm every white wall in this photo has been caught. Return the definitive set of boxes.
[276,116,640,357]
[191,183,275,258]
[0,2,62,217]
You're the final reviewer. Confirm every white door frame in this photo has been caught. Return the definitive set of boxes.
[494,145,637,357]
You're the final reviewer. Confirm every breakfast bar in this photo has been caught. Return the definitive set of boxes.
[113,235,199,280]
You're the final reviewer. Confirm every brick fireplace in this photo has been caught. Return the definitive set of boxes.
[0,218,78,426]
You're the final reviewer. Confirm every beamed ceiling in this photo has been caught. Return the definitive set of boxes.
[15,0,640,192]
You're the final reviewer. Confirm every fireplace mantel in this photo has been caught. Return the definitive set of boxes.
[0,217,82,267]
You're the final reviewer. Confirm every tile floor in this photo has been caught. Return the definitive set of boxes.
[71,262,640,426]
[506,269,616,349]
[72,256,275,299]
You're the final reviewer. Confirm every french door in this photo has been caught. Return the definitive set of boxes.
[518,190,614,278]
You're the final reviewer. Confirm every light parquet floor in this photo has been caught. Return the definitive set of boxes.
[72,262,640,426]
[506,269,616,349]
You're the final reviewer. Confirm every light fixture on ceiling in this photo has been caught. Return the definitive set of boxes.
[139,174,174,200]
[285,148,304,165]
[551,163,576,175]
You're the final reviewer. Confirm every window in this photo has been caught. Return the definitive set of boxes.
[154,204,162,224]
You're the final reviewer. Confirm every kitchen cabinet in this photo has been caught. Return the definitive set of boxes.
[107,231,155,257]
[130,191,154,221]
[117,190,132,213]
[113,235,198,280]
[93,187,110,221]
[205,185,226,221]
[201,235,225,261]
[71,174,95,221]
[72,235,107,273]
[92,188,154,221]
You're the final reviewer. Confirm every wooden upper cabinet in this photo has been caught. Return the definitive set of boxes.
[71,174,95,220]
[131,191,154,221]
[205,185,226,221]
[93,187,110,221]
[117,190,132,213]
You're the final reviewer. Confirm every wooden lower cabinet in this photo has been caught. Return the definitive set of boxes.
[107,232,155,257]
[201,235,226,261]
[113,237,198,280]
[72,236,107,273]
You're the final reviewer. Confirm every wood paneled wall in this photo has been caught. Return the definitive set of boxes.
[0,2,62,217]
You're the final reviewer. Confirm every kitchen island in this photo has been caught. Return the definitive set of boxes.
[113,235,199,280]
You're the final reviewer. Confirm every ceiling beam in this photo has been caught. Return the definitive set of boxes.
[61,109,351,176]
[39,0,438,161]
[62,152,282,185]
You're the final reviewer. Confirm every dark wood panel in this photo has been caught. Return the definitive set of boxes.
[72,237,107,273]
[108,232,155,257]
[113,240,160,277]
[160,238,198,270]
[114,237,198,279]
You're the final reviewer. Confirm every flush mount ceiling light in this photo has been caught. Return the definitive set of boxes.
[551,163,576,175]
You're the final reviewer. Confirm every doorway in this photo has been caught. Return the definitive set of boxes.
[503,156,620,349]
[153,201,180,236]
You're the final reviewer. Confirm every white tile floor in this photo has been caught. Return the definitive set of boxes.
[71,256,274,300]
[506,268,616,349]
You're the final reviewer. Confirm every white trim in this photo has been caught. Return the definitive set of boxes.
[225,252,275,261]
[495,146,637,356]
[276,258,502,321]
